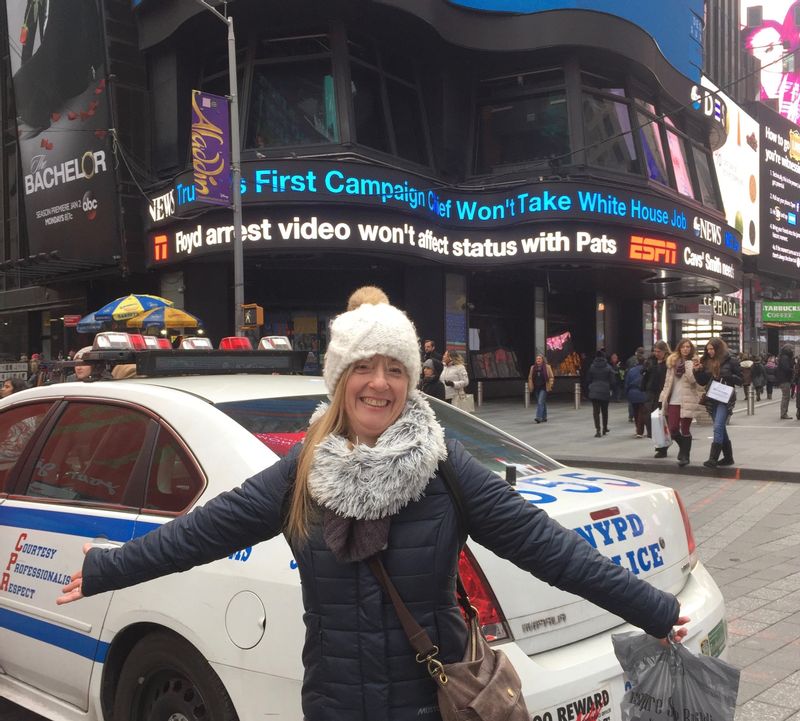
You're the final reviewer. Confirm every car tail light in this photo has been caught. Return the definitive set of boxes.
[458,547,510,641]
[93,332,135,350]
[156,338,172,349]
[128,334,147,350]
[141,336,160,349]
[220,336,253,350]
[674,491,697,570]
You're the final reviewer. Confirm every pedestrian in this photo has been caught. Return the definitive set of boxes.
[624,357,648,438]
[64,346,93,382]
[751,355,767,401]
[739,354,753,402]
[793,356,800,420]
[777,345,795,419]
[527,353,554,423]
[587,350,615,437]
[422,339,442,364]
[440,349,469,405]
[56,292,688,721]
[420,357,446,400]
[695,337,742,468]
[642,341,671,457]
[765,354,777,400]
[608,352,624,401]
[625,347,646,422]
[658,339,704,467]
[27,353,42,387]
[1,377,29,397]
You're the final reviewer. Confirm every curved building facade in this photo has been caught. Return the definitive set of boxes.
[138,0,740,390]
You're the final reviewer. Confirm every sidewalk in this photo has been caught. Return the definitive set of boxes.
[473,394,800,481]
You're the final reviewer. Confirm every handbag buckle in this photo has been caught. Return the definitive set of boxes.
[416,646,448,684]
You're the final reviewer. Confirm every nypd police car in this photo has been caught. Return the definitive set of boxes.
[0,339,727,721]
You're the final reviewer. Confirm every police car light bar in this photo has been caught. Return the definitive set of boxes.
[258,336,293,350]
[181,337,213,350]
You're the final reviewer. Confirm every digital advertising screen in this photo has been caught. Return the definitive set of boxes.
[755,105,800,277]
[702,78,761,256]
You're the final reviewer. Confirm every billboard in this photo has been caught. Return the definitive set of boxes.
[755,105,800,277]
[191,90,231,207]
[741,1,800,124]
[446,0,704,81]
[4,0,120,264]
[702,78,761,256]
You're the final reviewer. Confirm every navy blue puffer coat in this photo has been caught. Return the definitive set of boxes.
[82,440,679,721]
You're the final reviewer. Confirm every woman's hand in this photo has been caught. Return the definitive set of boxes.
[56,542,93,605]
[660,615,690,645]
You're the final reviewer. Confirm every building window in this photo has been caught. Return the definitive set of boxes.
[347,36,429,165]
[664,117,696,199]
[243,35,339,149]
[475,69,569,174]
[582,90,637,173]
[636,110,669,186]
[691,145,721,210]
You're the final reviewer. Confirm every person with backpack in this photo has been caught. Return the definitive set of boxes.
[624,357,648,438]
[56,289,687,721]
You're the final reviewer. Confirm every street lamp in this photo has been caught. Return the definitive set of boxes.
[193,0,244,336]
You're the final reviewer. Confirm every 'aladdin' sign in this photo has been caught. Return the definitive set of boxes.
[191,90,230,206]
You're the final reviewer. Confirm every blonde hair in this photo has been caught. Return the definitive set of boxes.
[446,350,465,366]
[666,338,696,368]
[285,365,354,543]
[346,286,389,311]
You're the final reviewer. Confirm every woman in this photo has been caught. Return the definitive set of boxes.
[695,337,742,468]
[624,358,648,438]
[1,377,28,397]
[765,354,777,400]
[440,349,469,405]
[751,356,767,402]
[527,353,554,423]
[658,339,704,467]
[57,293,687,721]
[587,351,615,437]
[642,341,671,457]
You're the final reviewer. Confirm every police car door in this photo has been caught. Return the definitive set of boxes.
[0,400,156,710]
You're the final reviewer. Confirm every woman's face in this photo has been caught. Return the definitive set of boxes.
[344,355,409,446]
[442,351,451,365]
[1,380,13,398]
[680,342,691,358]
[74,363,92,380]
[654,348,666,361]
[706,344,715,358]
[536,355,544,365]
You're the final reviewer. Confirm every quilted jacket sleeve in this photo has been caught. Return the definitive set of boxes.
[81,446,300,597]
[446,440,680,638]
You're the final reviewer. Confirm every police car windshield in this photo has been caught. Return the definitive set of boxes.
[214,395,558,475]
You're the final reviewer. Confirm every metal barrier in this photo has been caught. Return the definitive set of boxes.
[747,385,756,415]
[477,381,484,408]
[574,382,582,410]
[524,382,530,408]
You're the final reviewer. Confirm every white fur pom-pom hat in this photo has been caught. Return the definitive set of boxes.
[323,302,421,395]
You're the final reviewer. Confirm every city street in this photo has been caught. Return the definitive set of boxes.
[2,395,799,721]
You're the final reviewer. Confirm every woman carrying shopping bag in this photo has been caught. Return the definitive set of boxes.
[528,353,554,423]
[658,339,704,467]
[441,350,470,406]
[57,290,687,721]
[695,337,742,468]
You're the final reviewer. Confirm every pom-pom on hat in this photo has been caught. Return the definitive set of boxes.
[323,297,421,396]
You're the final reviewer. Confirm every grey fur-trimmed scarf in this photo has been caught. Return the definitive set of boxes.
[308,390,447,562]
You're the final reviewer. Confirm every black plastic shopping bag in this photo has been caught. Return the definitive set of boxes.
[612,632,739,721]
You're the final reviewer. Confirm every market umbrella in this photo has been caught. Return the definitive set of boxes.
[94,294,174,322]
[76,311,107,334]
[127,306,203,330]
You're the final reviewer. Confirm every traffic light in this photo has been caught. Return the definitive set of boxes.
[241,303,264,329]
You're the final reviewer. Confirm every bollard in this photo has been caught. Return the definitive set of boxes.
[477,380,484,408]
[524,382,530,409]
[747,385,755,415]
[574,382,581,410]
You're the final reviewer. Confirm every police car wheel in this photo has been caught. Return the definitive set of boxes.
[113,631,239,721]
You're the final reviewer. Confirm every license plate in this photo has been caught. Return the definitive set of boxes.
[530,687,612,721]
[700,618,727,658]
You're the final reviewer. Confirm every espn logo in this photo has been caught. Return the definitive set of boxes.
[153,234,168,262]
[629,235,677,265]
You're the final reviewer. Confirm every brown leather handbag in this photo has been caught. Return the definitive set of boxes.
[368,556,529,721]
